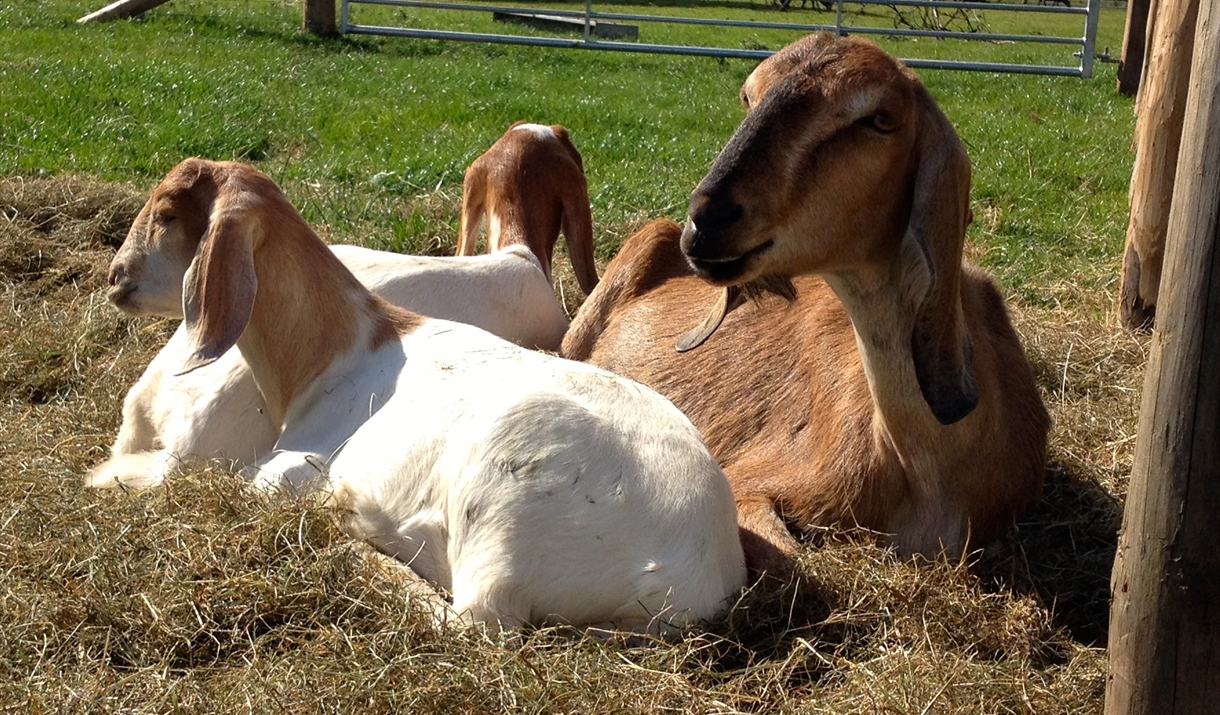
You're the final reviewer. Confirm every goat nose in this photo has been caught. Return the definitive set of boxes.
[688,192,743,233]
[107,263,124,287]
[683,192,743,259]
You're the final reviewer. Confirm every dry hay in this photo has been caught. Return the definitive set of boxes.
[0,175,1140,713]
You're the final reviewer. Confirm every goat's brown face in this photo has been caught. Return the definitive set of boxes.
[108,160,216,318]
[683,38,921,286]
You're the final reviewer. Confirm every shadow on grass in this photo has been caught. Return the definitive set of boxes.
[979,461,1121,647]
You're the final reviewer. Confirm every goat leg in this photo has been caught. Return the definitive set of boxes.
[736,496,802,579]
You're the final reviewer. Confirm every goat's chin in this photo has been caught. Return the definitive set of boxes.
[109,292,183,320]
[686,236,777,285]
[739,274,798,304]
[690,255,797,304]
[123,304,182,320]
[110,301,154,318]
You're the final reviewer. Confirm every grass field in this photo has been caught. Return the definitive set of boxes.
[0,0,1144,711]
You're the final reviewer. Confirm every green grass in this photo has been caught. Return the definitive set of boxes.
[1,0,1132,302]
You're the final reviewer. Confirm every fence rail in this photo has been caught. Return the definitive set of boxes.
[341,0,1104,77]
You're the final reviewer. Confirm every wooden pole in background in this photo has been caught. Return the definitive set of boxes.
[1118,0,1153,96]
[77,0,174,23]
[1118,0,1199,330]
[304,0,337,36]
[1106,0,1220,710]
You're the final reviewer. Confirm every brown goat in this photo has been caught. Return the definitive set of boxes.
[459,122,599,295]
[562,34,1049,569]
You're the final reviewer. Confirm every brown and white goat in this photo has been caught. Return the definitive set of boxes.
[459,122,600,294]
[101,158,746,632]
[562,34,1050,569]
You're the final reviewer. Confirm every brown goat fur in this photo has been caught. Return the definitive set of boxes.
[458,122,599,294]
[562,36,1049,570]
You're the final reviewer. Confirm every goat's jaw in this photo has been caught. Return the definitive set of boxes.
[105,271,186,318]
[681,222,776,285]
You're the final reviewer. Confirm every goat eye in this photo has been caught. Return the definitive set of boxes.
[156,213,176,225]
[869,112,897,134]
[856,112,897,134]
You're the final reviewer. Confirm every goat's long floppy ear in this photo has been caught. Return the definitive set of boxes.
[549,126,598,294]
[561,177,599,295]
[903,87,979,425]
[458,162,486,256]
[177,184,259,376]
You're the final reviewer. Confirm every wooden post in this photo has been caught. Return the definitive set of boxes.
[1118,0,1200,330]
[77,0,174,23]
[304,0,338,36]
[1106,0,1220,711]
[1117,0,1153,96]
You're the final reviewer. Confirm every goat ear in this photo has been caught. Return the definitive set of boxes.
[457,164,485,256]
[552,129,597,293]
[551,125,585,171]
[903,88,978,425]
[177,186,259,376]
[561,177,599,295]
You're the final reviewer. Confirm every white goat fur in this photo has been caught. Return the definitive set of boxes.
[99,158,746,632]
[90,244,570,490]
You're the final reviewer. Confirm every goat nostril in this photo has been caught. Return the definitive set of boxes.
[691,196,743,231]
[108,263,127,287]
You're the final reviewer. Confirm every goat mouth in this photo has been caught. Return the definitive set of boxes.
[688,239,774,283]
[107,283,137,307]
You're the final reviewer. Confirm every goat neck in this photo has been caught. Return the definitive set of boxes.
[235,206,400,427]
[822,250,965,485]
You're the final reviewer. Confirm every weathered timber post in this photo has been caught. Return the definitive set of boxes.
[1118,0,1200,330]
[304,0,337,36]
[1106,0,1220,710]
[1118,0,1152,96]
[77,0,174,23]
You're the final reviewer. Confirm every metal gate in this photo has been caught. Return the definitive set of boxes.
[340,0,1104,77]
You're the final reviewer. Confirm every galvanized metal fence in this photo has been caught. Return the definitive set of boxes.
[340,0,1104,77]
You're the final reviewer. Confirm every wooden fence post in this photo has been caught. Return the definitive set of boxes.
[77,0,174,23]
[1106,0,1220,710]
[1118,0,1153,96]
[304,0,337,36]
[1118,0,1199,330]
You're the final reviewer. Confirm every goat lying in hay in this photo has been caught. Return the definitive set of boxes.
[459,121,599,295]
[91,223,569,491]
[562,33,1050,570]
[98,157,747,632]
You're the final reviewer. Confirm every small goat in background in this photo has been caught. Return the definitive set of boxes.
[95,158,746,633]
[459,122,600,295]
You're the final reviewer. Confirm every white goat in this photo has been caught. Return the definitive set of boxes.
[90,231,570,490]
[99,157,746,632]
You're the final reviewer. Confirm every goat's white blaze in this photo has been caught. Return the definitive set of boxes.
[487,210,505,252]
[511,123,556,139]
[845,86,884,122]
